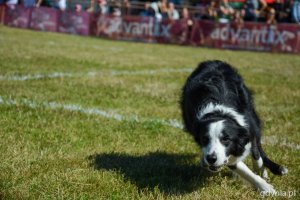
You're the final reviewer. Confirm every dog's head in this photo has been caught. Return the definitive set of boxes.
[193,117,250,172]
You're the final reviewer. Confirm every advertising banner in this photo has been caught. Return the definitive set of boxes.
[58,11,90,35]
[93,14,300,53]
[30,7,58,32]
[4,5,30,28]
[0,5,5,24]
[195,21,300,53]
[91,15,155,42]
[3,5,300,54]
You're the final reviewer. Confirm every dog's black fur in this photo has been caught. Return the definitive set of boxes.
[180,60,286,175]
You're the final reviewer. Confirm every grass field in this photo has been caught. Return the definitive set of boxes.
[0,25,299,200]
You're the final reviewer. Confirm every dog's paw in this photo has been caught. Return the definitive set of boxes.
[280,167,288,175]
[257,179,276,194]
[262,168,269,180]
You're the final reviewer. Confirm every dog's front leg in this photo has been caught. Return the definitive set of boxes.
[229,161,276,193]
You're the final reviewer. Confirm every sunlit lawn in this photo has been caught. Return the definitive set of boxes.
[0,25,299,199]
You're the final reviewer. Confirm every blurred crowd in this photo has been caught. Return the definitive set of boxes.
[205,0,300,24]
[1,0,300,24]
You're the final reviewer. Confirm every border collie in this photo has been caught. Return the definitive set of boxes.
[180,60,287,192]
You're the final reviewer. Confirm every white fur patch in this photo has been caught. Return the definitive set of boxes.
[233,161,276,193]
[197,103,247,127]
[202,120,228,166]
[257,157,263,168]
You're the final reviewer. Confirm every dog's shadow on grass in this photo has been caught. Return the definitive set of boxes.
[88,151,214,194]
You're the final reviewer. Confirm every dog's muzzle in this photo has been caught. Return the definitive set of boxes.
[200,157,224,172]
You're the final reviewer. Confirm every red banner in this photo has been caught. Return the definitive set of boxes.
[4,5,90,35]
[195,21,300,53]
[93,15,300,54]
[0,5,5,24]
[90,15,154,42]
[58,11,90,35]
[30,7,58,32]
[91,15,199,44]
[3,5,300,54]
[4,5,31,28]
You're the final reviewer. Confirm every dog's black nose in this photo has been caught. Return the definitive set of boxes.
[206,153,217,164]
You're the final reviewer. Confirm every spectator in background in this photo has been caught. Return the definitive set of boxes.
[23,0,36,7]
[75,4,82,12]
[122,0,131,16]
[219,0,247,23]
[150,1,162,20]
[179,7,194,43]
[220,0,235,22]
[6,0,18,7]
[261,0,277,24]
[273,0,290,23]
[159,0,169,19]
[87,0,108,14]
[95,0,110,37]
[37,0,66,11]
[110,0,121,16]
[57,0,66,11]
[140,2,155,17]
[207,0,219,20]
[36,0,53,8]
[86,0,95,12]
[100,0,109,15]
[98,0,109,15]
[168,2,179,20]
[244,0,261,21]
[292,0,300,24]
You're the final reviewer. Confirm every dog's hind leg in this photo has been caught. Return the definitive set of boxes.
[257,139,288,176]
[251,139,268,179]
[229,161,275,193]
[252,157,269,179]
[250,111,288,176]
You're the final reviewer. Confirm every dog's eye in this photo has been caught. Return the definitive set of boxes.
[220,136,230,144]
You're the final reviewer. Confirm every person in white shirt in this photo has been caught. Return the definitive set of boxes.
[168,2,179,20]
[6,0,18,5]
[57,0,66,11]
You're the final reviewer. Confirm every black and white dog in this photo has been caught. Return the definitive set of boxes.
[180,60,287,192]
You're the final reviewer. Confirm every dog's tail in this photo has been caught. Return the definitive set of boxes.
[257,141,288,175]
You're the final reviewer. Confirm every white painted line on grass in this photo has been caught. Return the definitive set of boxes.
[0,72,75,81]
[0,96,298,150]
[0,68,193,81]
[0,96,183,129]
[261,136,300,151]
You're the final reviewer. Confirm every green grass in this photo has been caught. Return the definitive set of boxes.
[0,25,299,199]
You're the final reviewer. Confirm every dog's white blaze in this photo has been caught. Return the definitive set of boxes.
[203,120,228,166]
[197,103,247,127]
